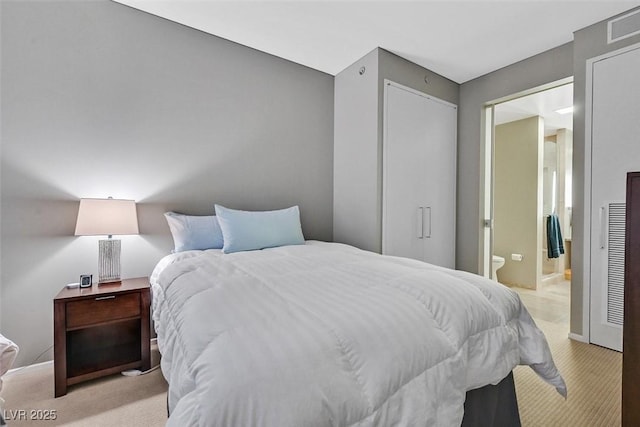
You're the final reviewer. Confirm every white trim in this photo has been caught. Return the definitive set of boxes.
[5,338,158,376]
[487,77,573,107]
[608,9,640,44]
[584,42,640,347]
[568,332,588,343]
[383,79,458,110]
[478,106,489,277]
[478,105,495,278]
[6,360,52,375]
[381,80,391,255]
[584,55,594,346]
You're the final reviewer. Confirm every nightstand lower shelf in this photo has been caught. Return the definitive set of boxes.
[54,278,150,397]
[66,319,141,378]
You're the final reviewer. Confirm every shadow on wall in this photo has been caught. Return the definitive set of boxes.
[0,160,158,366]
[0,152,331,367]
[0,0,334,368]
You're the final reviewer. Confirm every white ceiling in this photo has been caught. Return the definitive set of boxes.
[495,83,574,136]
[113,0,640,83]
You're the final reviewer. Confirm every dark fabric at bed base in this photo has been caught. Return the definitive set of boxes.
[462,371,521,427]
[165,372,521,425]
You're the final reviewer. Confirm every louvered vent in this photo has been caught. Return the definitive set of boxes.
[608,9,640,44]
[607,202,626,325]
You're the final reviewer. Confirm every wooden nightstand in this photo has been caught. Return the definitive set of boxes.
[53,277,151,397]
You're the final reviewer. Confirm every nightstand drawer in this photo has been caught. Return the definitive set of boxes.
[66,292,140,329]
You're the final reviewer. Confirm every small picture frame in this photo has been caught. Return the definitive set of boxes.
[79,274,93,288]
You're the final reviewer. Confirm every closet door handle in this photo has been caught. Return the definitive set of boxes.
[599,206,606,249]
[424,207,432,238]
[417,207,424,239]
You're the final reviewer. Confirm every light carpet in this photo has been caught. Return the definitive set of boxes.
[514,318,622,427]
[1,323,622,426]
[0,347,167,426]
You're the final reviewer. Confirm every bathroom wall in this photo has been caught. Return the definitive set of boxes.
[542,137,557,217]
[494,116,543,289]
[542,136,561,276]
[541,128,573,279]
[542,135,558,274]
[558,129,573,271]
[557,129,573,241]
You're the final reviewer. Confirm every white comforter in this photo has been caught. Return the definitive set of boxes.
[151,241,565,427]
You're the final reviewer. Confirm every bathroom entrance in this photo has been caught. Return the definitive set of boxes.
[482,80,573,303]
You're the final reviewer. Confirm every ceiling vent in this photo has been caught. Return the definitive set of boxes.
[608,9,640,44]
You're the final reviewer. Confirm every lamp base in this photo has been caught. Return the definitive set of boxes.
[98,239,121,283]
[98,279,122,285]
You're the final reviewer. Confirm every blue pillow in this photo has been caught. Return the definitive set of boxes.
[214,204,305,254]
[164,212,224,252]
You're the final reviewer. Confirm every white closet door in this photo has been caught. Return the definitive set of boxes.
[590,45,640,351]
[383,81,457,268]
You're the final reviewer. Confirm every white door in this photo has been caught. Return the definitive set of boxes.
[382,81,457,268]
[590,45,640,351]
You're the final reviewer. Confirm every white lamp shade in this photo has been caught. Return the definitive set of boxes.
[75,198,139,236]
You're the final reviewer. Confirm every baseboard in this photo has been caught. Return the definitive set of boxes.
[8,338,158,375]
[568,332,588,343]
[7,360,52,375]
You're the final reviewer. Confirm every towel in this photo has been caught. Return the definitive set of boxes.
[547,214,565,259]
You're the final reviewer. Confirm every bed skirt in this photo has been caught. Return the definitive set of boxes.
[462,371,521,427]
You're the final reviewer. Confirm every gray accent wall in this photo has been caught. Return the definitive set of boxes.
[1,0,334,367]
[333,48,458,255]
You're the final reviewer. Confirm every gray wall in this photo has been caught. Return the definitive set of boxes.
[457,43,573,275]
[333,49,379,251]
[571,6,640,336]
[334,48,458,255]
[1,0,334,367]
[378,49,459,105]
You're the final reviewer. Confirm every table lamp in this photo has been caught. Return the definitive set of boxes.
[74,197,139,284]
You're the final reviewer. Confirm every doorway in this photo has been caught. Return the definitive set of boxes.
[482,80,573,323]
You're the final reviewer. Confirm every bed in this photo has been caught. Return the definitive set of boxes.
[150,240,566,426]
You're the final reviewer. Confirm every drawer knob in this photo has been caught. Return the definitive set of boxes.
[95,295,116,301]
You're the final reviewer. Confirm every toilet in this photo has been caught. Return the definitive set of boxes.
[492,255,505,282]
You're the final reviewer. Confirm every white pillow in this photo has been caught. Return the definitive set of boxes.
[214,204,305,254]
[164,212,224,252]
